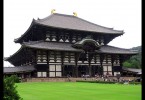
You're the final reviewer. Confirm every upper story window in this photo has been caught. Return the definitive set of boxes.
[51,35,56,41]
[46,34,50,41]
[72,35,76,43]
[59,35,64,42]
[45,31,57,42]
[65,35,69,42]
[37,50,47,63]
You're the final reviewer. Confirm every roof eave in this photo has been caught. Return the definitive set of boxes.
[14,19,36,43]
[5,46,25,62]
[35,22,124,35]
[95,51,138,55]
[24,45,82,52]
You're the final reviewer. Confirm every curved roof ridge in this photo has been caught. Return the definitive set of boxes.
[35,14,54,22]
[37,13,123,33]
[4,46,24,61]
[76,16,124,33]
[34,13,124,34]
[99,45,138,54]
[35,13,76,23]
[14,19,36,43]
[105,45,133,50]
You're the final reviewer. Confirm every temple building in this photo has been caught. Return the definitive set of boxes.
[4,12,138,78]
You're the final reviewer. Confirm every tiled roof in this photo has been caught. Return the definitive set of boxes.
[97,45,138,54]
[23,41,82,52]
[122,67,142,74]
[23,41,138,54]
[4,65,36,73]
[5,41,138,64]
[15,13,124,43]
[34,13,123,34]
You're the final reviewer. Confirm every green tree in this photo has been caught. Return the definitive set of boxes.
[3,75,22,100]
[123,61,132,68]
[123,46,142,69]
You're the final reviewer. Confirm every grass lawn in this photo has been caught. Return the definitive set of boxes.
[16,82,141,100]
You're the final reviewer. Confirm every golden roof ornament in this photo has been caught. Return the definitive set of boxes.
[73,12,77,16]
[51,9,56,14]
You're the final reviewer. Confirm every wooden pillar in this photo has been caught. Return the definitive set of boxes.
[88,65,92,77]
[111,54,115,76]
[47,51,49,77]
[75,53,79,77]
[61,52,64,77]
[72,66,75,77]
[47,51,49,64]
[94,53,97,64]
[88,52,92,77]
[33,50,37,65]
[100,54,104,75]
[119,55,123,76]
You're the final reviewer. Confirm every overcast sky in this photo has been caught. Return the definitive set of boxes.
[4,0,141,66]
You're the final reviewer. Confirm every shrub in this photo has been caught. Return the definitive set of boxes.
[11,75,21,83]
[3,76,22,100]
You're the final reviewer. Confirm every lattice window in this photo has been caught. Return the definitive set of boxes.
[56,72,62,77]
[103,65,112,76]
[46,32,50,41]
[49,51,55,62]
[56,65,61,71]
[59,34,64,42]
[108,66,112,71]
[64,52,69,62]
[72,35,76,43]
[70,53,75,63]
[56,52,61,62]
[49,65,62,77]
[37,72,47,77]
[49,72,55,77]
[37,50,47,63]
[64,34,69,42]
[103,66,107,71]
[107,55,112,64]
[91,56,95,63]
[42,51,47,63]
[49,65,55,71]
[113,55,120,65]
[52,35,56,41]
[96,55,100,63]
[37,50,42,62]
[103,56,107,64]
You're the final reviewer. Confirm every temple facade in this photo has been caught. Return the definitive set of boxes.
[4,13,137,78]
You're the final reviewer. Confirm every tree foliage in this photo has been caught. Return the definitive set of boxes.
[123,46,141,69]
[3,75,22,100]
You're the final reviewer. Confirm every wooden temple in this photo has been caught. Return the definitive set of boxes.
[4,13,138,78]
